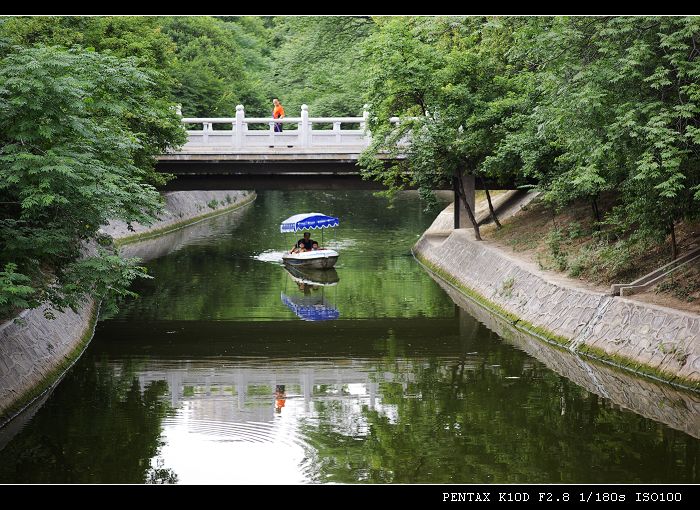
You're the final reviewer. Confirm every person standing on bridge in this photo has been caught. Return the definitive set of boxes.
[272,98,285,132]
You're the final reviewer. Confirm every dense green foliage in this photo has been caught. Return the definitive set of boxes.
[361,16,700,256]
[0,45,185,318]
[0,16,374,319]
[162,16,272,117]
[2,16,699,318]
[0,17,177,88]
[271,16,372,117]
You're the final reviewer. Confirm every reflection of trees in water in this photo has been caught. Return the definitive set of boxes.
[0,360,177,483]
[300,333,699,483]
[146,465,179,484]
[101,204,254,322]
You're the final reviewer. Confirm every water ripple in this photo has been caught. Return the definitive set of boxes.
[162,417,305,449]
[252,250,285,264]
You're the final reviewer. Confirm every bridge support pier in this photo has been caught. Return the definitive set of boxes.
[453,174,475,230]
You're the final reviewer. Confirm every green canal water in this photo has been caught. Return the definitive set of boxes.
[0,191,698,483]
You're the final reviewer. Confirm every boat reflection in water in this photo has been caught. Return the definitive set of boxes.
[281,266,340,321]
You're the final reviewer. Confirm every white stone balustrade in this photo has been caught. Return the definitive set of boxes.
[178,104,405,153]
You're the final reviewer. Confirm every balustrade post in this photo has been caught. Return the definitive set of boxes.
[301,104,310,147]
[362,104,371,144]
[203,122,211,145]
[334,122,342,144]
[235,104,245,148]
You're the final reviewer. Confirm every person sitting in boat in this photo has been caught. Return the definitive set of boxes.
[291,232,316,253]
[311,241,323,250]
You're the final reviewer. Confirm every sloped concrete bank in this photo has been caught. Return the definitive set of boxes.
[414,211,700,391]
[0,190,256,425]
[101,190,256,245]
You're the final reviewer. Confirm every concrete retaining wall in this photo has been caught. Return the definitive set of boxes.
[0,301,98,425]
[0,190,255,425]
[101,190,255,244]
[415,221,700,390]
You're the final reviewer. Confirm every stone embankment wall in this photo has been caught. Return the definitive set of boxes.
[0,190,256,425]
[101,190,255,244]
[0,302,98,426]
[414,208,700,390]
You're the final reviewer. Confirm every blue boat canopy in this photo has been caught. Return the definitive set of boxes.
[281,293,340,321]
[280,213,339,233]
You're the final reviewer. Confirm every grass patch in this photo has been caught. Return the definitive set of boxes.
[655,265,700,303]
[485,194,700,290]
[499,276,515,298]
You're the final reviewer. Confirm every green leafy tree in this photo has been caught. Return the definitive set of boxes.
[0,46,185,319]
[0,16,177,86]
[362,16,700,260]
[162,16,269,117]
[270,16,373,117]
[517,17,700,258]
[360,17,528,240]
[359,16,445,200]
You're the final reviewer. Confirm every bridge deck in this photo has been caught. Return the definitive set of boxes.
[158,109,525,198]
[159,149,363,161]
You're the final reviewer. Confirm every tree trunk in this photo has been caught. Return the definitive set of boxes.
[669,221,678,260]
[480,176,502,229]
[591,197,601,225]
[456,171,481,241]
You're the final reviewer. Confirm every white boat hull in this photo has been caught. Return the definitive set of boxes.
[282,249,339,269]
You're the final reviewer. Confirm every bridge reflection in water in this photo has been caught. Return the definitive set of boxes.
[95,316,460,410]
[97,306,700,441]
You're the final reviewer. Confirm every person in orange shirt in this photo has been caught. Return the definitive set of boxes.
[272,98,285,132]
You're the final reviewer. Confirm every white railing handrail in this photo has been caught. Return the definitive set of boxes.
[307,117,364,123]
[241,117,303,123]
[182,118,236,123]
[177,104,417,149]
[183,117,402,124]
[182,117,302,124]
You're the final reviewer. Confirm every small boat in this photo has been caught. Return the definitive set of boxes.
[282,249,338,269]
[280,212,339,269]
